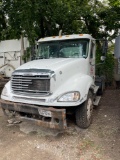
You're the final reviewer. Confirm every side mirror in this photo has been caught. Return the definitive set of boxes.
[102,40,108,56]
[114,35,120,58]
[101,56,106,61]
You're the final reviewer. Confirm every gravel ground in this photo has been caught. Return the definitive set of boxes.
[0,89,120,160]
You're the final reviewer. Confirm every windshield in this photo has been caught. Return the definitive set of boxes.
[36,39,89,59]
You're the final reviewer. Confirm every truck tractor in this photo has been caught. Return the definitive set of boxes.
[0,34,107,129]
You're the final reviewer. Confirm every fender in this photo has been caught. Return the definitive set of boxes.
[51,73,94,106]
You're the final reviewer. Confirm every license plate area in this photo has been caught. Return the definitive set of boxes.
[38,109,52,117]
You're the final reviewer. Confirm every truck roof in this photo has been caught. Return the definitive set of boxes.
[38,34,94,42]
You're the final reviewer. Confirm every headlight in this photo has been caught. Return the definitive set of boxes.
[57,91,80,102]
[1,86,8,97]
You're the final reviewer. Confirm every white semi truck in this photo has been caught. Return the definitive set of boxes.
[0,34,107,129]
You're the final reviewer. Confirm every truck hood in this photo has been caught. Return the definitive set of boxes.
[16,58,88,73]
[15,58,89,93]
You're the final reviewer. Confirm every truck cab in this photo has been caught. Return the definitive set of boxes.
[0,34,100,129]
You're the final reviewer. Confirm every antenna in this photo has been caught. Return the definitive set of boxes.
[59,30,62,36]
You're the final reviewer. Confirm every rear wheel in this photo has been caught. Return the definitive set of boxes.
[75,91,93,129]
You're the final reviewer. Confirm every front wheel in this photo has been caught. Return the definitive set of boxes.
[75,91,93,129]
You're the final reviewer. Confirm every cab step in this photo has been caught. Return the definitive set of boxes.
[93,86,99,94]
[93,96,101,106]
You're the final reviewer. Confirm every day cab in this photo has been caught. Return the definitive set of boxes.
[0,34,104,129]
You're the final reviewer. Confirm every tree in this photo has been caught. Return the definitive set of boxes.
[0,0,120,43]
[0,1,7,40]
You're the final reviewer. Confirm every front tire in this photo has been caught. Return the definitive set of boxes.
[75,91,93,129]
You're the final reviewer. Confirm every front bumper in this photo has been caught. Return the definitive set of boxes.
[0,99,67,130]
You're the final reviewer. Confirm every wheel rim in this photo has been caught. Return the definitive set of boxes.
[87,98,93,120]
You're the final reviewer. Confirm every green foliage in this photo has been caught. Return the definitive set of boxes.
[104,53,115,82]
[96,51,115,83]
[22,47,31,63]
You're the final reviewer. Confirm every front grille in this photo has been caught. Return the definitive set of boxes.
[11,75,50,96]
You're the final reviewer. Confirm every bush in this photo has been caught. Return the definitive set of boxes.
[96,51,115,84]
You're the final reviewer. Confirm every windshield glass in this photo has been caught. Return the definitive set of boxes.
[36,39,89,59]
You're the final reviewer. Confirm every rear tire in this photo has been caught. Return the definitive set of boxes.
[75,91,93,129]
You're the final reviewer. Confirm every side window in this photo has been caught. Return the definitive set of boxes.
[90,42,95,58]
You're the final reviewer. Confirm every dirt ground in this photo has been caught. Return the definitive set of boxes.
[0,89,120,160]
